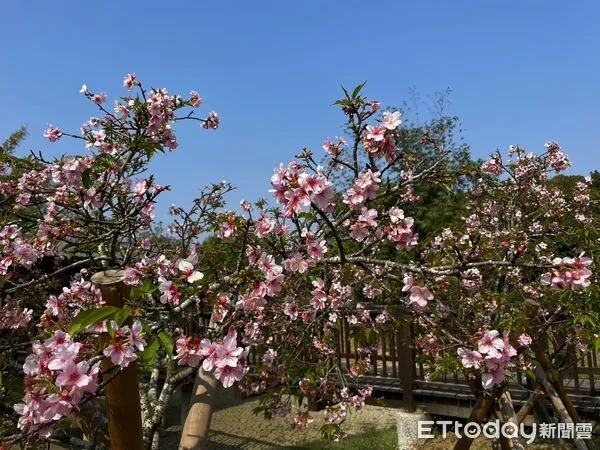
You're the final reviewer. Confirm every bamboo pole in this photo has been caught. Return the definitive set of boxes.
[539,378,587,450]
[453,392,496,450]
[497,392,524,450]
[92,270,144,450]
[178,368,220,450]
[531,340,582,424]
[515,387,543,424]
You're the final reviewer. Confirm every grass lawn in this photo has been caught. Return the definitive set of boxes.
[289,426,398,449]
[290,427,580,449]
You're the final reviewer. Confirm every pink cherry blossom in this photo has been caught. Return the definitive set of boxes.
[381,111,402,130]
[43,125,63,142]
[55,361,91,389]
[103,342,137,368]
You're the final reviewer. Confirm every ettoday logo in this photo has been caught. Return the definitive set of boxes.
[417,420,593,444]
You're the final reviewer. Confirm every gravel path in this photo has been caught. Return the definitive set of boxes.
[162,398,399,449]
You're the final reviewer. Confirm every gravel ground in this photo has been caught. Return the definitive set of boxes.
[161,397,399,449]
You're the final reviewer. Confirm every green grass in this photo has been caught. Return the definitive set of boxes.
[288,427,398,450]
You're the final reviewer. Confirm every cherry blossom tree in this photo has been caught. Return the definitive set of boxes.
[0,77,597,450]
[167,84,599,448]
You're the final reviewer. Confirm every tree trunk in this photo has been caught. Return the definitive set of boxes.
[178,368,219,450]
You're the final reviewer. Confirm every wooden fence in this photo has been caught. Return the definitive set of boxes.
[334,317,600,416]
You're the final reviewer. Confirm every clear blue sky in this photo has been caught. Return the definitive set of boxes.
[1,1,599,222]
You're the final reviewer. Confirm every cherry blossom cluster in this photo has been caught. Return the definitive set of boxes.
[541,254,593,290]
[123,253,204,306]
[0,224,44,273]
[362,111,402,162]
[457,330,517,389]
[175,328,247,388]
[0,299,32,330]
[386,207,418,249]
[342,169,380,209]
[103,321,146,368]
[40,277,104,325]
[15,331,100,437]
[270,162,335,216]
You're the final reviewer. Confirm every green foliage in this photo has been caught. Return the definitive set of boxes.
[140,337,161,370]
[68,306,121,336]
[131,278,158,299]
[0,126,27,156]
[157,330,174,359]
[425,352,461,382]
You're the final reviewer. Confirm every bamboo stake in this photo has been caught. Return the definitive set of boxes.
[515,387,543,424]
[453,392,496,450]
[92,270,144,450]
[178,369,219,450]
[497,392,524,450]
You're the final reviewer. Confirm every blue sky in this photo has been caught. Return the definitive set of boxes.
[1,1,599,222]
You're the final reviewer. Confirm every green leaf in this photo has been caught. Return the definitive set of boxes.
[131,278,158,299]
[81,169,92,189]
[69,306,120,336]
[364,328,378,346]
[158,331,174,359]
[114,306,132,327]
[332,99,351,107]
[140,338,160,368]
[340,84,350,100]
[351,81,367,99]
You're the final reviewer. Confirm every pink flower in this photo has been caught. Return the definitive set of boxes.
[307,239,328,259]
[265,272,284,296]
[55,361,91,389]
[189,91,203,107]
[517,333,532,348]
[481,366,505,389]
[43,125,63,142]
[123,267,143,285]
[200,339,219,371]
[284,188,310,216]
[284,302,299,320]
[103,343,137,368]
[129,321,146,351]
[284,252,309,273]
[177,258,204,283]
[123,73,138,90]
[214,363,244,388]
[408,285,433,308]
[255,214,275,237]
[92,92,107,104]
[457,348,483,369]
[216,328,244,369]
[175,336,202,367]
[47,343,81,371]
[365,124,385,142]
[389,207,404,223]
[158,279,181,305]
[363,284,382,299]
[202,111,220,130]
[381,111,402,130]
[477,330,501,354]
